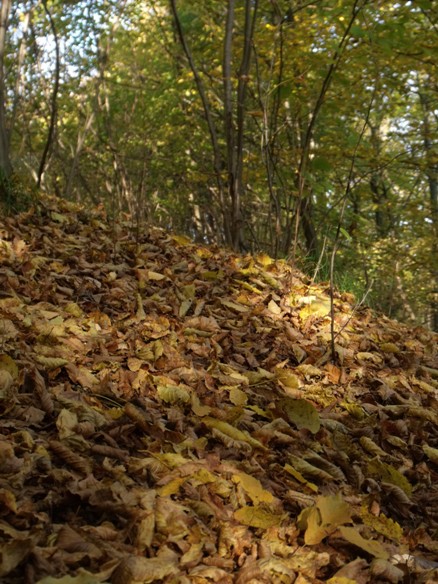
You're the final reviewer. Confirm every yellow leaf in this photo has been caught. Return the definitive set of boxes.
[0,355,19,379]
[112,547,179,583]
[275,368,301,391]
[182,284,196,299]
[360,436,388,458]
[56,409,78,439]
[380,343,399,353]
[229,387,248,406]
[367,460,412,496]
[0,539,34,578]
[356,352,383,364]
[127,357,144,372]
[234,506,285,528]
[292,344,307,363]
[0,489,17,513]
[284,463,318,493]
[158,478,186,496]
[296,364,322,378]
[256,253,273,267]
[66,364,98,388]
[155,453,189,468]
[280,398,321,434]
[300,298,331,319]
[342,402,366,420]
[202,417,265,450]
[200,270,224,281]
[191,468,216,484]
[301,494,351,545]
[267,300,282,315]
[260,271,281,289]
[422,444,438,465]
[220,299,248,313]
[243,368,274,385]
[232,472,275,505]
[360,507,403,542]
[191,394,211,417]
[0,370,13,393]
[339,526,389,559]
[147,270,166,281]
[64,302,84,318]
[179,299,193,317]
[172,234,192,245]
[237,280,263,294]
[50,212,68,223]
[36,356,69,370]
[247,405,270,418]
[0,319,18,339]
[157,384,191,404]
[289,456,334,482]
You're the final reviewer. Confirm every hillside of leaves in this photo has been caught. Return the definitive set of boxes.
[1,196,438,584]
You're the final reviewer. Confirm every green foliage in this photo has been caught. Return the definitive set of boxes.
[0,173,35,215]
[3,0,438,329]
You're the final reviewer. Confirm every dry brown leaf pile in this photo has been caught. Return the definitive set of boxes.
[1,196,438,584]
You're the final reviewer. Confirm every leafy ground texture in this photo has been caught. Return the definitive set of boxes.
[1,196,438,584]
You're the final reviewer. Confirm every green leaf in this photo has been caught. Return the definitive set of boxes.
[312,157,332,172]
[350,25,366,38]
[340,227,352,241]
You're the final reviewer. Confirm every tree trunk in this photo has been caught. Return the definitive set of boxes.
[0,0,12,191]
[169,0,230,245]
[419,82,438,331]
[37,0,60,188]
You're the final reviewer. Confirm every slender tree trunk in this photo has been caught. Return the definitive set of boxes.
[419,83,438,331]
[169,0,230,244]
[10,8,30,142]
[234,0,258,250]
[223,0,237,247]
[223,0,258,251]
[64,110,95,199]
[0,0,12,189]
[37,0,60,188]
[288,0,364,259]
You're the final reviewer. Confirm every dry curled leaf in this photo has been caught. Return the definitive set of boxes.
[48,440,92,475]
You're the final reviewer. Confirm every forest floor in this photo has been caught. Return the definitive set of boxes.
[1,195,438,584]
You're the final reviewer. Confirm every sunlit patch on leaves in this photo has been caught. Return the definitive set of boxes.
[298,494,352,544]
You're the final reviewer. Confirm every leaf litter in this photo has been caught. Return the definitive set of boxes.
[0,195,438,583]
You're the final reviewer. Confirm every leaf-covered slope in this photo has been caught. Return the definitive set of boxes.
[0,197,437,584]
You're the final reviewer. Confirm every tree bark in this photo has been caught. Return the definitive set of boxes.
[169,0,230,244]
[419,83,438,331]
[37,0,60,188]
[0,0,12,189]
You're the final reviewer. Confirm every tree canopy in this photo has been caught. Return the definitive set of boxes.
[0,0,437,329]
